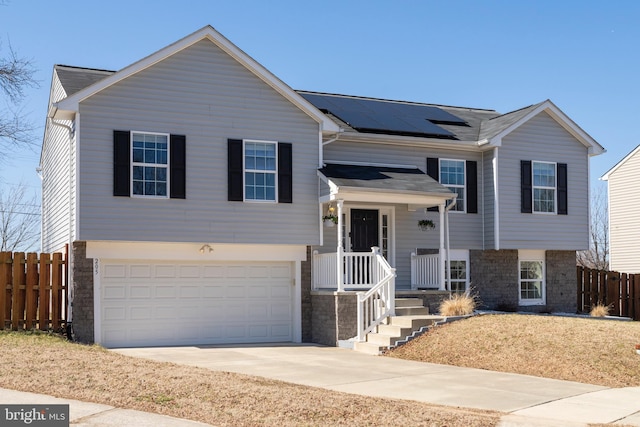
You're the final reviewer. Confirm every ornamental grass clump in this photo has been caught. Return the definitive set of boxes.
[590,303,611,317]
[439,292,477,316]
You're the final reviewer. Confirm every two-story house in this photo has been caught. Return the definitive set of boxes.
[41,26,604,349]
[602,145,640,273]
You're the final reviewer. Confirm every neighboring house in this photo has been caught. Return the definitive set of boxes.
[601,145,640,273]
[41,26,605,349]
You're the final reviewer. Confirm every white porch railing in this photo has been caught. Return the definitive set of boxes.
[356,248,396,341]
[410,253,440,289]
[312,252,338,289]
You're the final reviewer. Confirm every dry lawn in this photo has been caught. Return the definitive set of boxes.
[0,331,499,427]
[387,314,640,388]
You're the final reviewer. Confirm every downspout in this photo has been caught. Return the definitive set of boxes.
[444,198,457,291]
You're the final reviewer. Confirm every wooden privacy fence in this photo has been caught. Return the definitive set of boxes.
[1,249,68,331]
[577,266,640,321]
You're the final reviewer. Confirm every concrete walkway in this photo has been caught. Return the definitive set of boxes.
[113,343,640,427]
[0,388,210,426]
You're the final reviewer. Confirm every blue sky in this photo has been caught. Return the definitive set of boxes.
[1,0,639,202]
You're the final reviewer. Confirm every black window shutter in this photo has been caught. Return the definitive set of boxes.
[466,160,478,214]
[278,142,293,203]
[170,134,186,199]
[557,163,568,215]
[521,160,532,213]
[426,157,439,212]
[113,130,130,197]
[228,139,244,201]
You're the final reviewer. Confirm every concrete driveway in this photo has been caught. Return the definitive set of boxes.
[113,343,640,426]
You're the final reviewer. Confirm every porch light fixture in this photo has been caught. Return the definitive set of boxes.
[199,244,213,254]
[327,203,335,215]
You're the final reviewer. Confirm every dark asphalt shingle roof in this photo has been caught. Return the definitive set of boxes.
[319,163,453,196]
[478,101,545,141]
[55,65,115,96]
[298,90,503,141]
[52,65,540,144]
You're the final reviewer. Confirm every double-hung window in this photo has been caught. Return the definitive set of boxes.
[532,161,556,213]
[131,132,169,197]
[522,160,566,215]
[518,250,546,305]
[440,159,465,212]
[244,140,277,202]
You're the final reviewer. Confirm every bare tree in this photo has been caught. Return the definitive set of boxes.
[0,183,39,252]
[577,184,609,270]
[0,0,39,151]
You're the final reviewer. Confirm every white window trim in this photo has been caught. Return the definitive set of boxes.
[440,158,466,213]
[243,139,278,203]
[130,131,170,199]
[444,249,469,292]
[532,161,557,215]
[518,249,546,306]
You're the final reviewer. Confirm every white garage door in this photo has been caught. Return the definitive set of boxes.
[100,260,293,348]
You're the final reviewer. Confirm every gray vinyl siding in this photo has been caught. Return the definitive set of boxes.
[41,73,73,253]
[497,112,589,250]
[324,140,484,249]
[76,39,320,245]
[482,148,496,249]
[607,149,640,273]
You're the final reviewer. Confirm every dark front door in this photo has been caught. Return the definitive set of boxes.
[350,209,379,252]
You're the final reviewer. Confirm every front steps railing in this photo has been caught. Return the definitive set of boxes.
[353,297,444,355]
[355,248,396,341]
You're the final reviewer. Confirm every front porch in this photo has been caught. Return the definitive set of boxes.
[313,163,463,344]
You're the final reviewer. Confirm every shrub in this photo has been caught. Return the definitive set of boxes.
[439,292,476,316]
[590,303,611,317]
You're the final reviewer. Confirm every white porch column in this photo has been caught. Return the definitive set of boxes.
[439,203,446,290]
[336,199,344,292]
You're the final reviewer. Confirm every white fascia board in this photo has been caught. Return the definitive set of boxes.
[86,241,308,262]
[338,132,481,151]
[53,26,340,133]
[601,143,640,181]
[328,187,451,206]
[489,100,605,156]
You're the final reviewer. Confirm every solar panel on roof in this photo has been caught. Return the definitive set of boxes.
[300,93,466,139]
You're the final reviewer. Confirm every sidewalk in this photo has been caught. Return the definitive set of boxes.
[0,388,211,426]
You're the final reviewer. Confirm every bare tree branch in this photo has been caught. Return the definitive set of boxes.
[0,43,38,102]
[577,185,609,270]
[0,182,40,252]
[0,37,39,150]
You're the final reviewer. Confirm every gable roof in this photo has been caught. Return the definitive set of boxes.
[479,99,605,156]
[601,144,640,180]
[50,26,339,134]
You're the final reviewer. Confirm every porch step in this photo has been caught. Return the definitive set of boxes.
[395,306,430,316]
[353,341,386,356]
[355,315,445,355]
[394,297,425,308]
